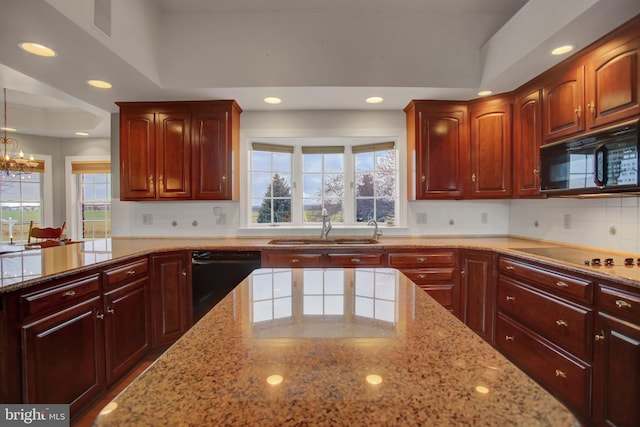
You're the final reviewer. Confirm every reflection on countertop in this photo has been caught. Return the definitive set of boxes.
[94,268,577,426]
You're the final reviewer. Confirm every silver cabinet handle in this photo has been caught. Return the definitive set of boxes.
[505,335,514,341]
[506,296,515,302]
[126,270,136,275]
[290,258,300,263]
[595,331,605,341]
[417,274,426,279]
[350,258,361,263]
[96,312,104,320]
[63,290,76,297]
[555,369,567,378]
[505,266,515,270]
[106,307,115,314]
[556,281,569,288]
[416,257,426,263]
[556,320,568,327]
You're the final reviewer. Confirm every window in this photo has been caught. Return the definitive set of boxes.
[249,139,397,227]
[0,167,44,243]
[71,161,111,239]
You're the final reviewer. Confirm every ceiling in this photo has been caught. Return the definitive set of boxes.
[0,0,639,138]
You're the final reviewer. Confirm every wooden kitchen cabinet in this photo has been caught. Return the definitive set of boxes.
[468,96,512,198]
[460,251,495,343]
[19,273,105,414]
[513,88,543,197]
[542,65,586,142]
[118,100,241,201]
[592,284,640,427]
[261,249,386,268]
[102,258,151,384]
[388,250,459,314]
[404,101,467,199]
[150,252,191,347]
[496,256,594,421]
[586,35,640,130]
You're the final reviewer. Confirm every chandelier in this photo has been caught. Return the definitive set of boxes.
[1,88,38,175]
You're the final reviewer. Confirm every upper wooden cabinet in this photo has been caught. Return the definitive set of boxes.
[542,65,586,142]
[118,101,241,201]
[513,88,543,197]
[586,35,640,130]
[405,101,467,200]
[468,96,513,198]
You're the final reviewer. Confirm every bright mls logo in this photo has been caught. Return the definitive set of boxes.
[0,405,69,427]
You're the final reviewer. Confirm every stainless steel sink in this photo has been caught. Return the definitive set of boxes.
[268,238,379,245]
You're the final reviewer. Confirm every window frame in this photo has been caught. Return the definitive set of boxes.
[247,137,399,228]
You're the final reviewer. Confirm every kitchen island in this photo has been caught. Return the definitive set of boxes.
[93,268,577,426]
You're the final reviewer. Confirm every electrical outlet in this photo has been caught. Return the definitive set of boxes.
[216,213,227,225]
[142,214,153,225]
[563,214,571,230]
[480,212,488,224]
[416,212,427,224]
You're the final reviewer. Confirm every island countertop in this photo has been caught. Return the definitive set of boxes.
[94,268,577,426]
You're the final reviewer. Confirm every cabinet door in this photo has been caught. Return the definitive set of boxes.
[513,89,543,197]
[21,297,105,414]
[157,113,191,199]
[104,277,150,384]
[593,312,640,427]
[460,251,495,342]
[469,99,512,198]
[586,36,640,130]
[120,112,156,200]
[192,111,231,199]
[543,66,585,141]
[416,105,467,199]
[151,253,191,347]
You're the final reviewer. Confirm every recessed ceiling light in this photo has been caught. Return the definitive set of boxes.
[264,97,282,104]
[87,80,112,89]
[266,374,283,385]
[366,96,384,104]
[366,374,383,385]
[19,42,56,57]
[1,127,17,132]
[477,90,493,97]
[75,132,89,136]
[552,45,574,56]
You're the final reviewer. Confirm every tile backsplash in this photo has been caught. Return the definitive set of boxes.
[111,196,640,254]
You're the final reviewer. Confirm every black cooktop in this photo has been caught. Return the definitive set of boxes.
[513,247,635,267]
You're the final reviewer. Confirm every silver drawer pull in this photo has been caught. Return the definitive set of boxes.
[290,258,300,263]
[615,299,632,309]
[350,258,361,263]
[505,335,514,341]
[63,290,76,297]
[416,257,426,263]
[554,369,567,378]
[595,331,605,341]
[126,270,136,275]
[505,266,515,270]
[96,312,104,320]
[555,320,568,327]
[505,296,515,302]
[417,274,426,279]
[106,307,115,314]
[556,281,569,288]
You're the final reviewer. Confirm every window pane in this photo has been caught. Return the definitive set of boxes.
[250,150,292,226]
[303,154,322,172]
[355,152,374,172]
[324,174,344,199]
[303,174,322,196]
[252,173,272,198]
[356,199,374,222]
[272,152,291,172]
[355,173,374,197]
[303,199,322,222]
[324,154,342,171]
[251,151,271,171]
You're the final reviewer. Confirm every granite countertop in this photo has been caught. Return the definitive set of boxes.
[1,235,639,294]
[93,268,577,426]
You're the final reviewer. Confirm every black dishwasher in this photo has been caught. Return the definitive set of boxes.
[191,251,261,322]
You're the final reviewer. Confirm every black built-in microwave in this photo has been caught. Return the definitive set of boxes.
[540,121,639,195]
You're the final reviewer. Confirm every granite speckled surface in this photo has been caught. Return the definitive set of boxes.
[94,268,577,426]
[1,235,639,294]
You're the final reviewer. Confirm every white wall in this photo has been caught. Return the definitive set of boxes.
[509,197,640,253]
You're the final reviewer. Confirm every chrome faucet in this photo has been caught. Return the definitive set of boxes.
[321,209,332,240]
[367,219,383,241]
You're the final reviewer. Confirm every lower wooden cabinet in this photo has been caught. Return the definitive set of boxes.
[151,252,191,347]
[592,285,640,427]
[460,251,495,343]
[388,250,458,314]
[21,296,106,414]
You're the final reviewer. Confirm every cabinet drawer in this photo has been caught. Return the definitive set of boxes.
[103,258,149,290]
[20,274,101,321]
[499,257,593,304]
[403,268,455,283]
[498,277,592,360]
[417,284,455,311]
[262,253,323,268]
[388,252,455,267]
[496,314,591,416]
[597,285,640,324]
[327,253,384,267]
